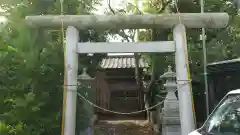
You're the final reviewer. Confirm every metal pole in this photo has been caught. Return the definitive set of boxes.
[200,0,210,116]
[174,24,195,135]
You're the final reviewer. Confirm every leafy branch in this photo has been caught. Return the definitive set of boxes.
[157,0,172,13]
[107,0,141,84]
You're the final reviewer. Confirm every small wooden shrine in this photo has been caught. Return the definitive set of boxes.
[92,54,148,115]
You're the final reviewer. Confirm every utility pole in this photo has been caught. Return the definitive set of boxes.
[200,0,210,116]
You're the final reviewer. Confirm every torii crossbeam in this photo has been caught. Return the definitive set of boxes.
[25,13,229,135]
[25,13,229,29]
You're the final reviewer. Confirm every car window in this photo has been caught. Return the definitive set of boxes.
[201,94,240,135]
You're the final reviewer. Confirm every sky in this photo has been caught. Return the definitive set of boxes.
[0,8,6,22]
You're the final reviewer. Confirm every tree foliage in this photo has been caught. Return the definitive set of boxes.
[109,0,240,121]
[0,0,106,135]
[1,0,240,134]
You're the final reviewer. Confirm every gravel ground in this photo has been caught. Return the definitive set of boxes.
[94,120,155,135]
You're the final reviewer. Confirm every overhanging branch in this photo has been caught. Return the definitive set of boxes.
[107,0,131,42]
[157,1,172,13]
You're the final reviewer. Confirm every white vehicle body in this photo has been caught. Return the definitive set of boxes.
[188,89,240,135]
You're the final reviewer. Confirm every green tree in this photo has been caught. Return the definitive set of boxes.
[0,0,106,135]
[110,0,240,122]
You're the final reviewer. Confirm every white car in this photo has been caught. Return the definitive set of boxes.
[188,89,240,135]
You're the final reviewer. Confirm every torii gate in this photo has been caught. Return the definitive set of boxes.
[25,13,229,135]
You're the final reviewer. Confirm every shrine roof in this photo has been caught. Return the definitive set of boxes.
[207,58,240,73]
[100,55,148,69]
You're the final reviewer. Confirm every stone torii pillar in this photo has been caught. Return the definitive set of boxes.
[64,26,79,135]
[25,13,229,135]
[174,24,196,134]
